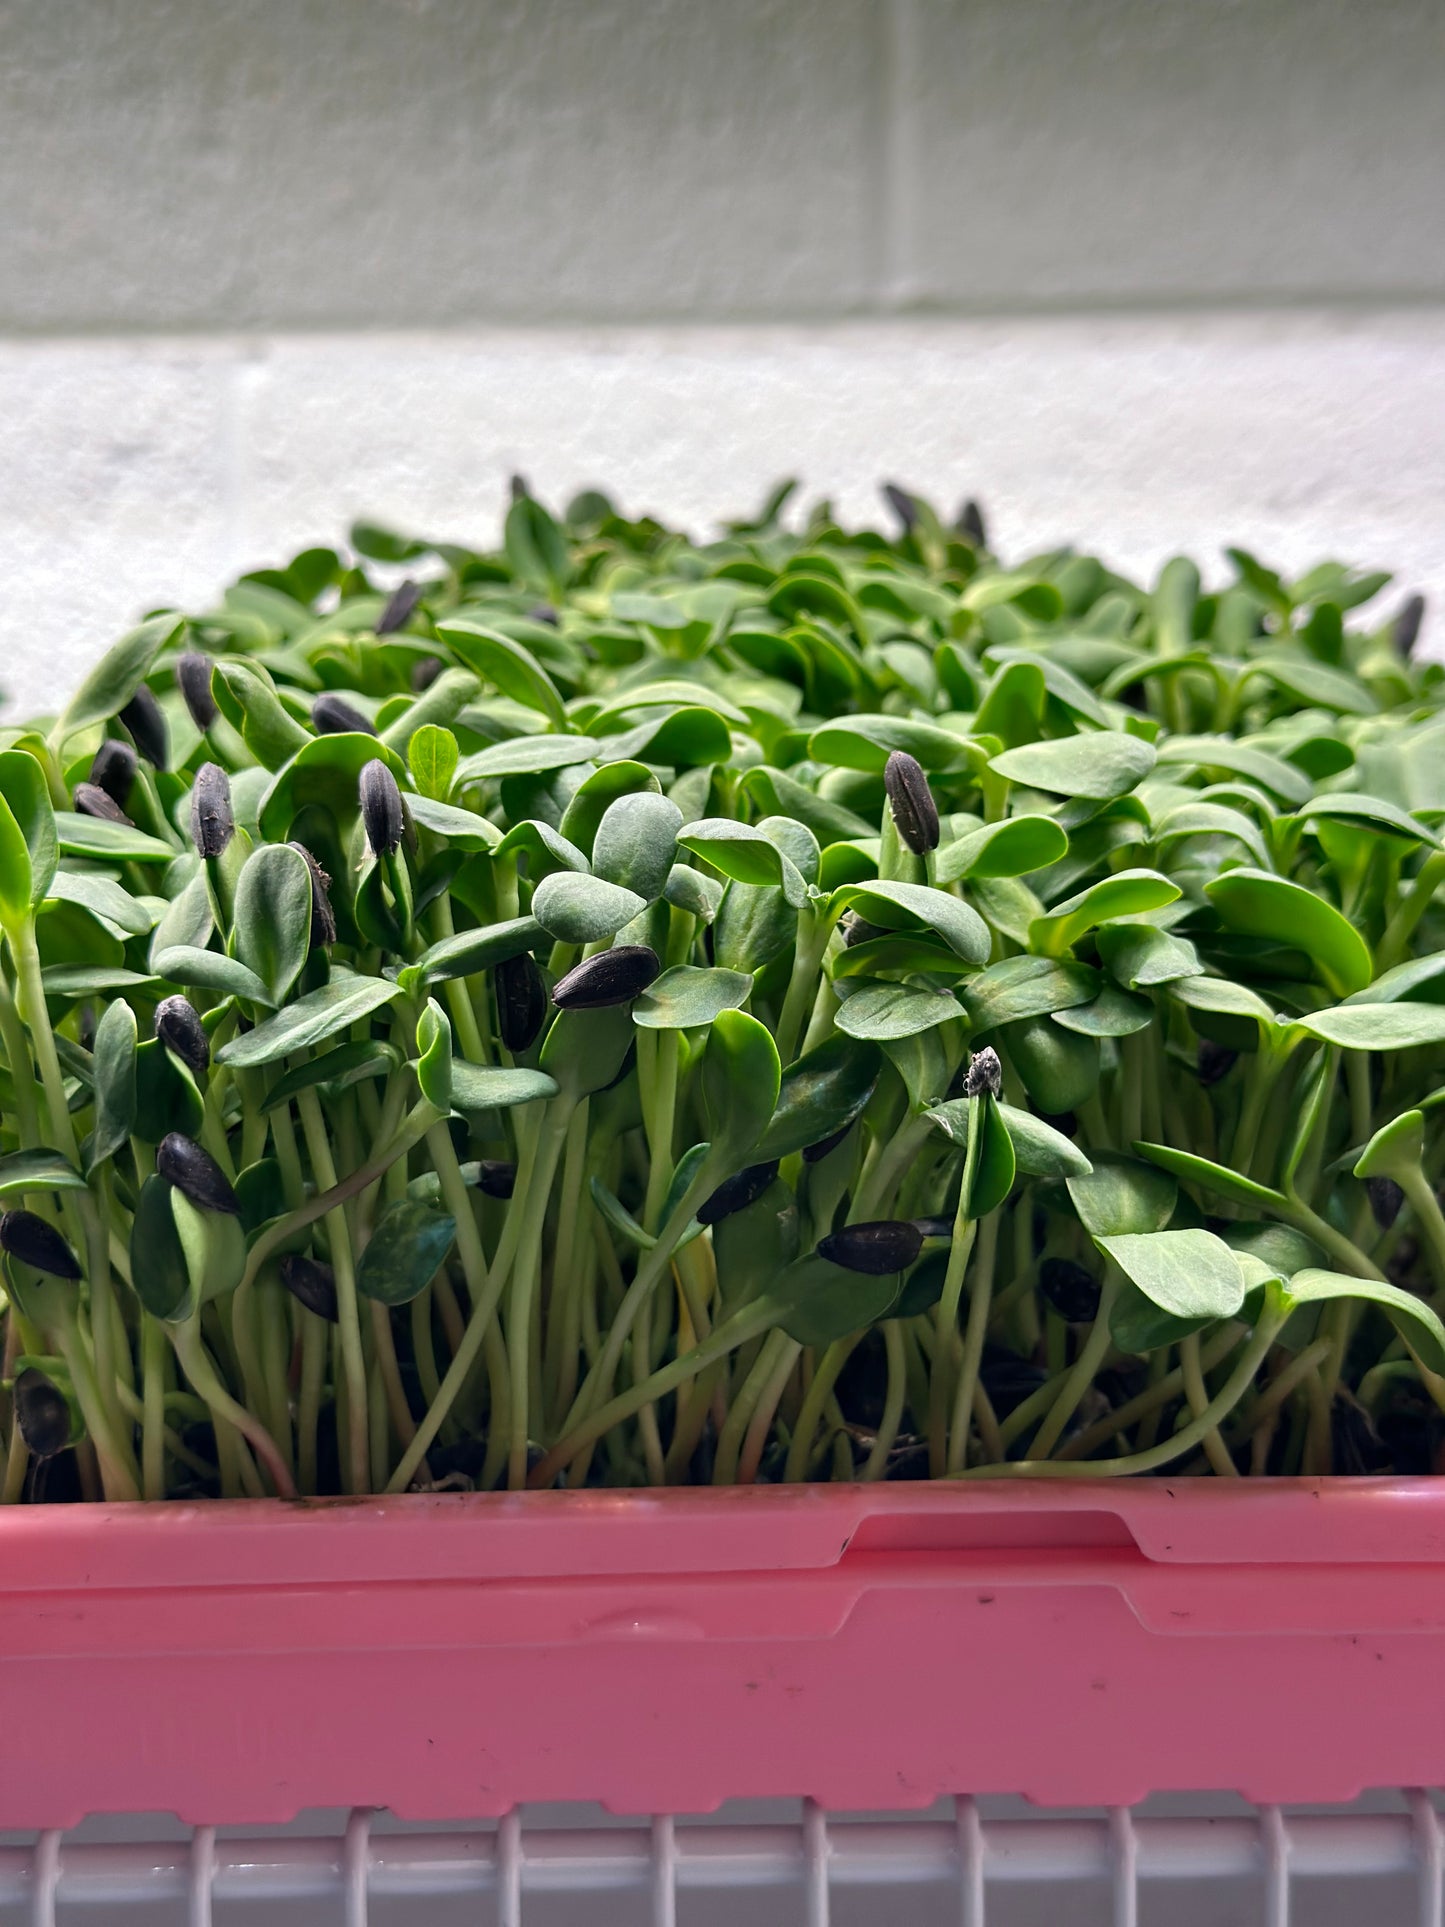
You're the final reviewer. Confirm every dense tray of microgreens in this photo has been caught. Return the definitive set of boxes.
[0,480,1443,1502]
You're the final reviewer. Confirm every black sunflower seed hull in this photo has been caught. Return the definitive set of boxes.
[494,951,547,1051]
[377,579,424,635]
[881,481,918,531]
[157,1132,240,1216]
[155,995,210,1075]
[965,1045,1003,1099]
[956,498,988,547]
[311,693,376,736]
[73,781,133,825]
[476,1160,518,1200]
[841,911,884,948]
[1396,593,1426,659]
[359,759,404,857]
[289,841,337,947]
[1197,1040,1239,1088]
[803,1120,855,1164]
[1039,1256,1103,1324]
[697,1161,780,1226]
[1367,1175,1405,1231]
[119,684,168,770]
[910,1215,954,1239]
[410,655,444,692]
[0,1208,83,1280]
[981,1345,1048,1418]
[190,762,235,859]
[552,945,661,1010]
[14,1369,72,1458]
[883,750,940,855]
[176,651,219,730]
[89,738,137,809]
[278,1253,339,1323]
[818,1219,924,1275]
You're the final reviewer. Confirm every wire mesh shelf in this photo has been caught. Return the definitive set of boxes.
[1,1790,1441,1927]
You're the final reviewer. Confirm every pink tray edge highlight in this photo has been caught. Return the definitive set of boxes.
[3,1478,1443,1826]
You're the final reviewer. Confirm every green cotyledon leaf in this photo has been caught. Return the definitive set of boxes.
[1096,1228,1247,1323]
[1205,868,1372,999]
[991,731,1156,801]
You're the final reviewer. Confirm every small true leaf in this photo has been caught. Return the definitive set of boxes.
[633,965,753,1030]
[753,1035,882,1162]
[217,974,403,1068]
[835,982,964,1042]
[1065,1155,1177,1236]
[1297,1003,1445,1052]
[1097,1228,1247,1323]
[773,1250,902,1346]
[356,1198,458,1307]
[449,1062,559,1111]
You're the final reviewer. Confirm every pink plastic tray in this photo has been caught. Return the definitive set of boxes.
[3,1479,1445,1826]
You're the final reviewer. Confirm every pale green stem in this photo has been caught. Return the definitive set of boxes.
[239,1100,439,1294]
[370,1298,417,1447]
[637,1030,679,1231]
[384,1108,551,1495]
[141,1311,167,1500]
[1399,1167,1445,1298]
[0,970,40,1146]
[861,1320,907,1481]
[1246,1338,1333,1475]
[528,1298,780,1490]
[171,1319,294,1497]
[53,1312,139,1501]
[928,1096,984,1474]
[1029,1270,1122,1461]
[296,1086,368,1494]
[785,1336,862,1481]
[957,1310,1288,1480]
[3,1424,28,1502]
[1057,1324,1244,1461]
[737,1335,802,1484]
[1181,1332,1238,1476]
[851,1111,935,1223]
[257,1279,296,1481]
[503,1103,573,1488]
[297,1308,327,1495]
[1377,849,1445,973]
[775,903,829,1066]
[946,1206,999,1473]
[227,1277,269,1439]
[558,1161,719,1445]
[714,1326,792,1485]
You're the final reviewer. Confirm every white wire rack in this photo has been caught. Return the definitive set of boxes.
[1,1792,1441,1926]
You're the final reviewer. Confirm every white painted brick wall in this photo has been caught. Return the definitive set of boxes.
[0,0,1442,714]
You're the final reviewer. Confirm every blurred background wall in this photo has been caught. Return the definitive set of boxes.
[1,0,1442,714]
